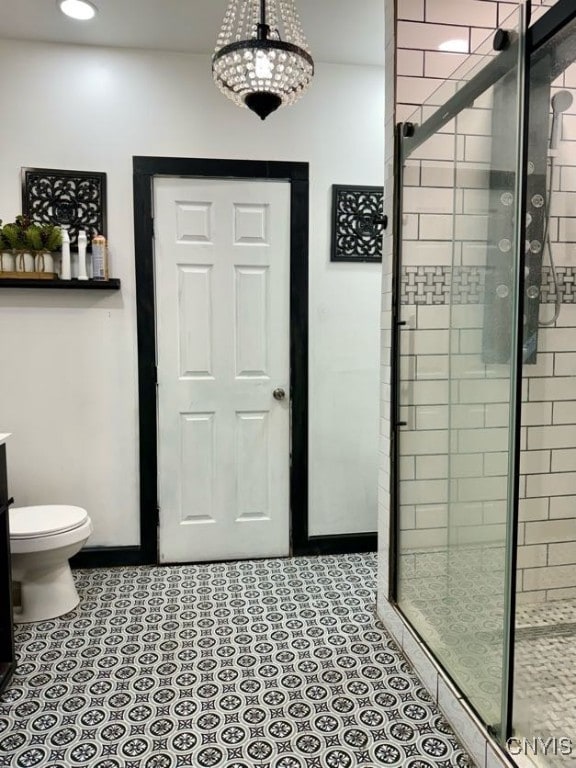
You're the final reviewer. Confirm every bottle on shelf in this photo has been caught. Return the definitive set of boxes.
[60,226,71,280]
[91,234,109,281]
[77,230,88,281]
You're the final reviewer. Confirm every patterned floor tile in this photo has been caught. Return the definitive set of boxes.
[0,554,476,768]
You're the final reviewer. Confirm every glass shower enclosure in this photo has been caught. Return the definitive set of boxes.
[392,0,576,759]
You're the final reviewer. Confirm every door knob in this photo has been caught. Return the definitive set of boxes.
[273,387,286,401]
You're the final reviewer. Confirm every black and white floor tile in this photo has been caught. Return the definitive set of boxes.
[0,554,476,768]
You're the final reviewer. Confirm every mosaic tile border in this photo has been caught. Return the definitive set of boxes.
[400,266,576,305]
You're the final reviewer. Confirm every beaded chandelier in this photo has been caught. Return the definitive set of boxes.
[212,0,314,120]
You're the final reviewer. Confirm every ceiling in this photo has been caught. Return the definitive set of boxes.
[0,0,385,67]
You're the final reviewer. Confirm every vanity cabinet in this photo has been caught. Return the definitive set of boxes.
[0,442,14,692]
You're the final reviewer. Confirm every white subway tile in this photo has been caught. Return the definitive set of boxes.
[460,378,510,403]
[523,352,554,377]
[461,241,488,266]
[464,135,492,164]
[462,187,492,215]
[557,215,576,242]
[526,472,576,498]
[416,454,448,479]
[397,49,424,77]
[458,328,483,353]
[554,352,576,376]
[457,475,508,502]
[415,503,448,528]
[412,132,456,162]
[420,161,454,188]
[419,213,454,240]
[517,545,548,569]
[455,522,506,545]
[412,329,450,355]
[484,451,509,476]
[560,164,576,192]
[519,497,549,522]
[552,448,576,472]
[416,405,449,430]
[550,495,576,519]
[450,501,484,526]
[452,404,485,428]
[451,453,484,478]
[549,191,576,217]
[470,27,496,54]
[400,528,448,550]
[397,22,470,52]
[553,401,576,424]
[403,162,421,187]
[411,380,450,404]
[424,51,468,80]
[397,0,425,21]
[548,542,576,566]
[484,403,509,427]
[523,563,576,591]
[450,305,484,329]
[529,376,576,402]
[398,76,446,105]
[416,355,449,379]
[403,186,455,214]
[417,305,451,329]
[458,427,509,453]
[498,3,519,25]
[527,425,576,449]
[400,429,449,455]
[401,240,453,265]
[525,518,576,545]
[399,505,417,530]
[426,0,497,27]
[456,164,491,189]
[520,401,552,426]
[520,450,551,475]
[554,304,576,327]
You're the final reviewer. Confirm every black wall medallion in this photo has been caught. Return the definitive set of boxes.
[21,167,107,250]
[331,184,384,263]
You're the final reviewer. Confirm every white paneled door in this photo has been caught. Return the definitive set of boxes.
[154,177,291,563]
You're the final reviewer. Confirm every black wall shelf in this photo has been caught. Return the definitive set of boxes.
[0,278,120,290]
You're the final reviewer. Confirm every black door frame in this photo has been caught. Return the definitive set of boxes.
[134,156,311,564]
[72,155,376,569]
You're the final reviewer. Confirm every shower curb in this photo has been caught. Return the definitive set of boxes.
[377,596,521,768]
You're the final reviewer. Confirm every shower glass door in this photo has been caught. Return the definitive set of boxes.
[394,6,527,735]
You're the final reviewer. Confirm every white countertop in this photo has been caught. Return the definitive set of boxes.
[0,434,11,446]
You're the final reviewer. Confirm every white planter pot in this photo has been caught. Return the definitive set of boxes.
[16,252,35,273]
[0,251,15,272]
[35,252,55,273]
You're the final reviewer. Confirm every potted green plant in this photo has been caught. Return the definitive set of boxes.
[0,216,62,276]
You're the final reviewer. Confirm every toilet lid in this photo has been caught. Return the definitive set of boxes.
[10,505,89,539]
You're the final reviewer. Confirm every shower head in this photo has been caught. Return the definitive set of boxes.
[552,89,573,114]
[550,90,573,150]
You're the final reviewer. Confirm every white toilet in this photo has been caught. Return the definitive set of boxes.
[9,505,93,623]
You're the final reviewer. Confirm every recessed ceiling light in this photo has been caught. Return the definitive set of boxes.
[59,0,97,21]
[438,39,468,53]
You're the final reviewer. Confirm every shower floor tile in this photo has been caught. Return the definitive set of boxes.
[514,600,576,768]
[0,554,475,768]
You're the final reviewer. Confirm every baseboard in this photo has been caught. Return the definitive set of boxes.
[298,532,377,556]
[70,546,148,569]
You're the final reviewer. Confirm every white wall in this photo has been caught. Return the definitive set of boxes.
[0,39,384,546]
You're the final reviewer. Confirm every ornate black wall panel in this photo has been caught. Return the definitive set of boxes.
[331,185,384,262]
[21,167,107,249]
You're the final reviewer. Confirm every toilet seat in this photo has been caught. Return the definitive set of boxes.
[10,506,89,539]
